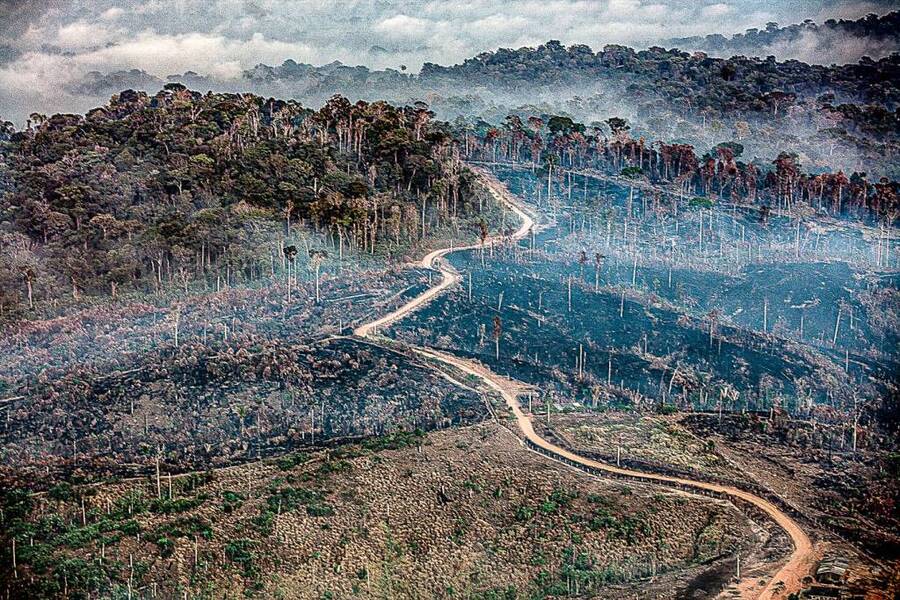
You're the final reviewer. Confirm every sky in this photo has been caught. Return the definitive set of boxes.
[0,0,895,123]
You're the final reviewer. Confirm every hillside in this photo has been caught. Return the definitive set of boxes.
[0,88,493,315]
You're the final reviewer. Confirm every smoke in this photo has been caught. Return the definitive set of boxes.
[0,0,893,126]
[746,28,898,65]
[0,0,68,41]
[666,7,900,65]
[0,0,893,181]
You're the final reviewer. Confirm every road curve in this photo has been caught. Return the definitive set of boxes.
[353,168,534,338]
[354,167,813,599]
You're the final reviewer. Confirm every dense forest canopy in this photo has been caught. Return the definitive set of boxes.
[0,87,488,315]
[422,38,899,171]
[666,12,900,62]
[58,13,900,182]
[1,81,896,319]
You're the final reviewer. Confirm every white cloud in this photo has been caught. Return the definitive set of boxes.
[100,7,125,21]
[704,3,731,18]
[56,21,120,48]
[606,0,643,18]
[76,30,318,78]
[374,15,434,41]
[0,0,891,125]
[642,4,669,20]
[469,14,530,39]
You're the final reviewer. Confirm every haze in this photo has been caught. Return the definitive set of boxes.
[0,0,897,125]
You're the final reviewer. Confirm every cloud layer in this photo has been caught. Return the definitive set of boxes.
[0,0,895,124]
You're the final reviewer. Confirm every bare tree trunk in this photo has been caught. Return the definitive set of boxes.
[833,306,842,345]
[155,452,162,499]
[547,163,552,203]
[315,264,321,303]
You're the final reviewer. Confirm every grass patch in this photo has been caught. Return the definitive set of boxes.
[152,516,213,541]
[222,490,245,513]
[149,495,207,515]
[275,452,308,471]
[47,483,77,502]
[225,539,258,578]
[265,486,335,519]
[362,429,426,452]
[586,508,650,544]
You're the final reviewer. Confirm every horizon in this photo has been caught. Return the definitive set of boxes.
[1,2,898,123]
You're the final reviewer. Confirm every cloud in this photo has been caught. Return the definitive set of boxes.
[55,21,120,48]
[737,27,899,65]
[606,0,643,18]
[5,30,319,84]
[704,3,731,18]
[0,0,67,39]
[0,0,895,125]
[642,4,669,19]
[99,7,124,21]
[374,14,434,41]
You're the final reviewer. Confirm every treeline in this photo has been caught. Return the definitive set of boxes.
[67,32,900,180]
[424,40,900,178]
[460,114,899,221]
[421,39,900,117]
[0,87,488,314]
[667,11,900,57]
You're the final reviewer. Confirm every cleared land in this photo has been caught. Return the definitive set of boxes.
[360,169,817,599]
[543,411,898,596]
[3,424,756,599]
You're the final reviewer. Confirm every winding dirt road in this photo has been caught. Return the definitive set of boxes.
[353,169,534,338]
[354,167,814,599]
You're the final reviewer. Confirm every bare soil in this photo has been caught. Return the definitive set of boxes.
[2,424,754,599]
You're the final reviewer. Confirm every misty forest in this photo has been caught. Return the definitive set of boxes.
[0,4,898,600]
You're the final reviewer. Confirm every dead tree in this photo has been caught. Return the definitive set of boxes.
[309,249,329,303]
[493,316,502,360]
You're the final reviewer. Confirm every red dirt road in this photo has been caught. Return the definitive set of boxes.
[355,168,814,599]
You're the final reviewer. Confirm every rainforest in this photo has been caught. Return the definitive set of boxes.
[0,3,898,599]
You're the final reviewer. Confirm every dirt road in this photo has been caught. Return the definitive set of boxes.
[354,167,814,599]
[353,169,534,338]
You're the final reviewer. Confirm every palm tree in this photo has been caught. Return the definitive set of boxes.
[706,309,721,348]
[234,405,248,437]
[19,266,35,309]
[792,298,819,339]
[833,171,849,214]
[620,166,645,218]
[527,116,544,171]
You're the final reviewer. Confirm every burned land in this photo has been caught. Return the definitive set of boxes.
[1,81,898,599]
